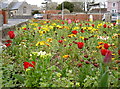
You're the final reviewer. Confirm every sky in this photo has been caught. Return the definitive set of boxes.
[18,0,107,7]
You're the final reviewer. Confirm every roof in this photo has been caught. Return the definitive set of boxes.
[0,3,9,9]
[10,2,23,10]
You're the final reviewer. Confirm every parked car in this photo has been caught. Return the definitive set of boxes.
[33,14,44,19]
[102,13,120,22]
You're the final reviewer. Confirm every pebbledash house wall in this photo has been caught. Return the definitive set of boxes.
[107,0,120,13]
[10,2,32,16]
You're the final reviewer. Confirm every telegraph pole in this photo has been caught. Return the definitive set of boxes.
[62,2,64,20]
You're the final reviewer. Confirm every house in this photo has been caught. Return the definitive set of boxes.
[1,0,33,17]
[8,1,32,16]
[107,0,120,13]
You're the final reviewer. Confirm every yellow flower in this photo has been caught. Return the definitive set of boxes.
[26,68,31,72]
[73,27,79,30]
[68,34,76,38]
[56,73,62,77]
[33,28,37,30]
[64,39,67,41]
[112,58,115,60]
[96,45,104,49]
[79,36,84,40]
[63,55,70,58]
[47,38,53,42]
[98,42,104,45]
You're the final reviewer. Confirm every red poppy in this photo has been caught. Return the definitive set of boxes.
[5,43,11,47]
[61,36,64,39]
[58,40,63,43]
[84,55,88,58]
[69,43,72,46]
[5,40,12,43]
[100,49,109,56]
[38,27,41,30]
[80,59,84,62]
[77,42,84,49]
[93,63,99,67]
[72,30,78,34]
[103,50,112,63]
[118,49,120,55]
[79,24,82,27]
[8,31,15,39]
[81,29,85,33]
[73,41,78,44]
[23,28,27,30]
[104,43,109,49]
[85,61,91,64]
[103,24,107,28]
[91,24,95,27]
[61,21,64,24]
[113,23,116,26]
[77,63,82,67]
[23,61,35,70]
[84,38,88,41]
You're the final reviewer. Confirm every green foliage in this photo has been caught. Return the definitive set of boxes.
[32,10,41,16]
[56,1,74,12]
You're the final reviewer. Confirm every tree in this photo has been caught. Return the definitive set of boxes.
[32,10,41,16]
[56,1,74,12]
[72,2,84,12]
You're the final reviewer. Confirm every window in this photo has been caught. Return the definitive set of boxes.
[113,3,115,7]
[23,7,27,13]
[112,9,117,13]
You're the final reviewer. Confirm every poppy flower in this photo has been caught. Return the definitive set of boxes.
[100,49,109,56]
[77,42,84,49]
[85,61,91,64]
[118,49,120,55]
[103,24,107,28]
[8,31,15,39]
[103,50,112,63]
[84,38,88,41]
[38,27,41,30]
[81,29,85,33]
[104,43,109,49]
[58,40,63,44]
[91,24,95,27]
[23,28,27,30]
[93,63,99,67]
[84,55,88,58]
[113,23,116,26]
[5,40,12,43]
[23,61,35,70]
[5,43,11,47]
[73,41,78,44]
[61,21,64,24]
[72,30,78,34]
[77,63,82,67]
[79,24,82,27]
[80,59,84,62]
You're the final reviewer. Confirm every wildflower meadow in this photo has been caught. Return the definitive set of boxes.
[1,19,120,87]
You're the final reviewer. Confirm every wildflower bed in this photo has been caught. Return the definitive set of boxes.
[1,19,120,87]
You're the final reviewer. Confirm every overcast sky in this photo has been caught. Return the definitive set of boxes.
[18,0,106,7]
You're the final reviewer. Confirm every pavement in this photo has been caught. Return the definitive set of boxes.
[2,19,28,29]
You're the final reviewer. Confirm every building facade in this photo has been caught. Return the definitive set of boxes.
[107,0,120,13]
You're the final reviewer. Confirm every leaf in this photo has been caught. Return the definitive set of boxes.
[14,74,24,83]
[99,71,109,87]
